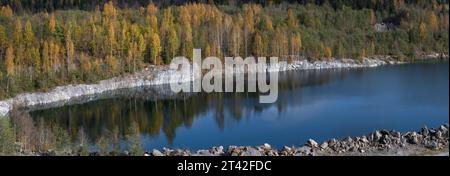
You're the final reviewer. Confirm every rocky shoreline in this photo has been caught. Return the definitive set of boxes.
[0,54,448,117]
[33,124,447,156]
[142,124,450,156]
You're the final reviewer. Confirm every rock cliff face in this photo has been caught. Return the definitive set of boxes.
[0,56,443,117]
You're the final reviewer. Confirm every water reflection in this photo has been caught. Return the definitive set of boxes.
[30,69,351,145]
[29,63,449,150]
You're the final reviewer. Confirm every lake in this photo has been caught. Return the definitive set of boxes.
[30,63,449,150]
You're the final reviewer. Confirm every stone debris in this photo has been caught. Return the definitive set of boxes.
[51,124,446,156]
[25,124,449,156]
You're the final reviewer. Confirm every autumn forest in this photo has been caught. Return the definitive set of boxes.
[0,0,448,99]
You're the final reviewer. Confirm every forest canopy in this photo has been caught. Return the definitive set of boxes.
[0,0,448,99]
[1,0,449,12]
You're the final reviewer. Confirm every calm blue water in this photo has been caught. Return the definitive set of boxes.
[30,63,449,150]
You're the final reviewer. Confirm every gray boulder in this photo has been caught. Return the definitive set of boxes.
[196,150,213,156]
[242,148,262,156]
[320,142,329,149]
[307,139,319,148]
[152,149,164,156]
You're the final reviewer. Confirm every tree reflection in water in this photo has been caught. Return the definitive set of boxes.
[29,69,354,148]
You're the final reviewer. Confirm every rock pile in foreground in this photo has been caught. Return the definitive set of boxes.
[32,124,449,156]
[146,124,449,156]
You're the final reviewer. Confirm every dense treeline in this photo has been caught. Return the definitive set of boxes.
[1,0,449,12]
[0,1,449,99]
